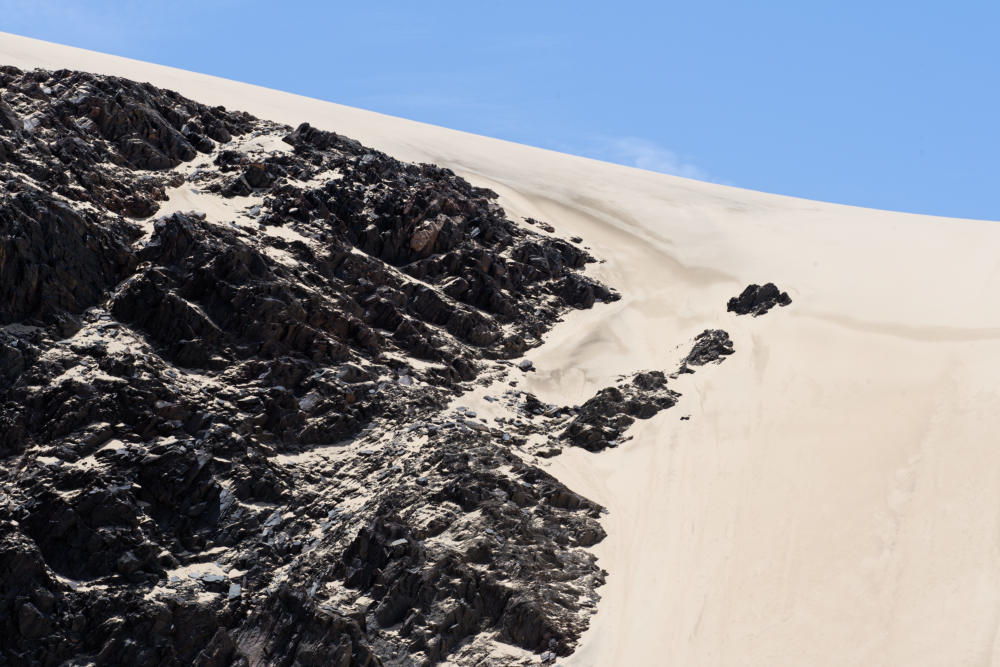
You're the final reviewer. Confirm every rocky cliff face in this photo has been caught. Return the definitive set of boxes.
[0,66,737,666]
[727,283,791,316]
[0,66,623,667]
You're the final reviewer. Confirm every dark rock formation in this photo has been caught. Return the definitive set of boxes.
[680,329,735,370]
[727,282,791,316]
[0,64,757,666]
[0,191,137,327]
[0,65,253,218]
[558,330,734,451]
[560,372,679,452]
[0,67,614,666]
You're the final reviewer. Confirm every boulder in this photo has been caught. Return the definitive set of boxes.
[727,282,791,316]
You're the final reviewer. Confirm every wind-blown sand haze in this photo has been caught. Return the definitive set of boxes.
[4,31,1000,666]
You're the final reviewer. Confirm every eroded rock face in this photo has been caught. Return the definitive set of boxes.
[556,330,735,452]
[680,329,735,370]
[0,68,614,666]
[727,282,791,316]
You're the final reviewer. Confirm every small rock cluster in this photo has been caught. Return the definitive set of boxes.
[679,329,735,370]
[559,371,679,452]
[727,283,791,316]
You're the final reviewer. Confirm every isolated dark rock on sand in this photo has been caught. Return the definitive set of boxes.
[680,329,735,370]
[727,282,791,316]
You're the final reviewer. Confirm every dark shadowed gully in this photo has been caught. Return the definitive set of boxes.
[0,67,739,666]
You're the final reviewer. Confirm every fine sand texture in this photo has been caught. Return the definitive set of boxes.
[5,31,1000,667]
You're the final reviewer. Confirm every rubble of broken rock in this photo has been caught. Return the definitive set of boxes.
[0,67,619,666]
[727,282,792,316]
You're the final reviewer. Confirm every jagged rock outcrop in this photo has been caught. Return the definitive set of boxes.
[0,65,253,217]
[0,67,614,666]
[727,282,791,316]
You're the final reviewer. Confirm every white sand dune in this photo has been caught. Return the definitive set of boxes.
[5,31,1000,666]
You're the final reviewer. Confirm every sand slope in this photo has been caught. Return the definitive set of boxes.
[5,31,1000,666]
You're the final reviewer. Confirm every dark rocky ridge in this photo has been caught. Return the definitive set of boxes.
[557,331,734,452]
[0,66,738,666]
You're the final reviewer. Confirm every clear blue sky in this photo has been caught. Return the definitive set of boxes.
[3,1,998,219]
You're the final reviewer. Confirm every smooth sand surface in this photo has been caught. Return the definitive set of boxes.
[5,31,1000,666]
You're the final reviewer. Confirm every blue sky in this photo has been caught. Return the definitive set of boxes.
[3,1,998,219]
